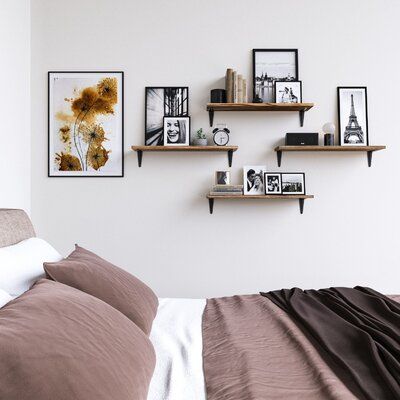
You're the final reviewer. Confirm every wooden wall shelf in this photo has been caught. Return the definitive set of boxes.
[274,145,386,167]
[131,145,238,167]
[206,102,314,127]
[207,194,314,215]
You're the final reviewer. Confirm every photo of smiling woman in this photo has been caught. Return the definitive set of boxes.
[163,116,190,146]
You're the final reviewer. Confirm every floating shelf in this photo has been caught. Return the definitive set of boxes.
[207,194,314,215]
[206,102,314,127]
[274,145,386,167]
[131,145,238,167]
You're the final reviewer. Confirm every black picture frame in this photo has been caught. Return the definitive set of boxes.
[281,173,306,195]
[274,80,302,103]
[48,71,124,178]
[145,86,189,146]
[252,49,299,103]
[337,86,369,146]
[163,116,191,146]
[264,173,282,195]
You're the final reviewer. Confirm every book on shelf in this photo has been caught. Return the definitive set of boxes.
[237,75,243,103]
[232,71,238,103]
[209,191,243,196]
[225,68,234,103]
[213,185,243,191]
[242,78,247,103]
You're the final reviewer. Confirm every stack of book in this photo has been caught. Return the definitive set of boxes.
[210,185,243,196]
[225,69,248,103]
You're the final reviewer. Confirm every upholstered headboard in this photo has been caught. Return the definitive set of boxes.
[0,209,36,248]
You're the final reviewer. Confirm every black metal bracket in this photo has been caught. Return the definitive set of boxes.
[277,150,282,167]
[208,109,214,127]
[299,198,305,214]
[367,151,373,167]
[137,150,143,167]
[228,150,233,167]
[208,198,214,214]
[299,110,305,127]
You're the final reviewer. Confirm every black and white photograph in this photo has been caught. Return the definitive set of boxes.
[215,171,230,185]
[265,173,282,194]
[275,81,302,103]
[243,166,267,195]
[338,87,368,146]
[253,49,298,102]
[163,116,190,146]
[281,173,305,195]
[145,87,189,146]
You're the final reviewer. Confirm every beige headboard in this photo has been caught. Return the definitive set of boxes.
[0,209,36,248]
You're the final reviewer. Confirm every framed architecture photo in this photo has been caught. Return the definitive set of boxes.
[163,116,190,146]
[215,171,231,185]
[281,173,305,195]
[243,166,267,195]
[145,87,189,146]
[264,173,282,194]
[275,81,302,103]
[337,87,369,146]
[48,71,124,177]
[253,49,298,103]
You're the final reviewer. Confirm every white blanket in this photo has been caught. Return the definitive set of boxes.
[148,298,206,400]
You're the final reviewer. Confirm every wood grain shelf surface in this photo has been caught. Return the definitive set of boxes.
[274,145,386,152]
[207,194,313,199]
[207,103,314,112]
[131,145,238,152]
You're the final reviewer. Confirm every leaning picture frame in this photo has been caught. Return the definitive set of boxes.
[281,173,306,195]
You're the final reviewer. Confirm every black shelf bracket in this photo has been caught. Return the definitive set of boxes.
[299,110,305,127]
[299,198,305,214]
[228,150,234,167]
[208,198,214,214]
[367,151,373,167]
[208,109,214,127]
[136,150,143,167]
[277,150,282,167]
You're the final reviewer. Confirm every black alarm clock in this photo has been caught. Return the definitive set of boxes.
[213,124,230,146]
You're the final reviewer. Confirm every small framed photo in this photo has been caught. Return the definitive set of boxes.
[163,116,190,146]
[243,166,267,195]
[275,81,302,103]
[215,171,230,185]
[281,173,305,195]
[337,87,368,146]
[264,173,282,194]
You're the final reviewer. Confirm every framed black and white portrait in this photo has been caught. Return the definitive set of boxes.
[253,49,298,103]
[275,81,302,104]
[215,171,230,185]
[145,87,189,146]
[265,173,282,194]
[281,173,305,195]
[337,87,368,146]
[163,116,190,146]
[243,166,267,195]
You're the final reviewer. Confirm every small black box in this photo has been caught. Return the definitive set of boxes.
[210,89,227,103]
[285,132,319,146]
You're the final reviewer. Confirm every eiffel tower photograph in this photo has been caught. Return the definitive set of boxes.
[338,87,369,146]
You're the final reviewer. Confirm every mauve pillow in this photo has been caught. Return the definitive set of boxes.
[44,245,158,334]
[0,279,155,400]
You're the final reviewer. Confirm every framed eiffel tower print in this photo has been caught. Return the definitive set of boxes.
[337,87,369,146]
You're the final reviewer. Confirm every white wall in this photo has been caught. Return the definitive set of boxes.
[0,0,30,213]
[31,0,400,297]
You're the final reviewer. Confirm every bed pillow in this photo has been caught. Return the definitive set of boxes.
[44,245,158,334]
[0,279,155,400]
[0,237,62,296]
[0,289,12,308]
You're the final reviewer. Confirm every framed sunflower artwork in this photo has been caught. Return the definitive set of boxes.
[48,71,124,177]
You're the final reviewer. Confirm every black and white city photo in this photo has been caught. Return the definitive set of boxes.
[275,81,302,103]
[265,173,282,194]
[337,87,368,146]
[281,173,305,195]
[163,116,190,146]
[215,171,230,185]
[243,166,267,195]
[145,87,189,146]
[253,49,298,103]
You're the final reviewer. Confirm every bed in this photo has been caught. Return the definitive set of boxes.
[0,209,399,400]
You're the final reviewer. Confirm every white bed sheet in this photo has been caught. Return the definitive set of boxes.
[148,298,206,400]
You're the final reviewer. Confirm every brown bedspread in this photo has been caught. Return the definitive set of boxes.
[202,295,358,400]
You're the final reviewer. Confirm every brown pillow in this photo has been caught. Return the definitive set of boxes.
[44,245,158,334]
[0,279,155,400]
